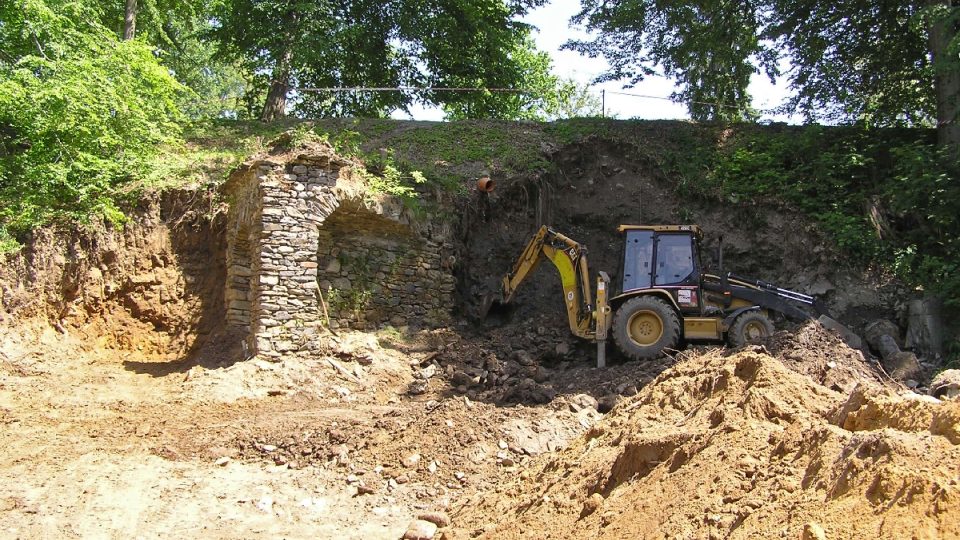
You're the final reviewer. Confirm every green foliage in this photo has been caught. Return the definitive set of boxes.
[885,142,960,305]
[767,0,940,126]
[565,0,959,137]
[566,0,770,121]
[441,38,599,121]
[208,0,560,120]
[644,123,956,304]
[0,0,185,247]
[325,287,373,319]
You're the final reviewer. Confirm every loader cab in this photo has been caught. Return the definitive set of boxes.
[617,225,704,315]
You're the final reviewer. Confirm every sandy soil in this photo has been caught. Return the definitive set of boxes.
[0,323,610,539]
[2,321,957,540]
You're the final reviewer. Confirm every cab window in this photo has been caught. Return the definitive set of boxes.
[655,234,695,285]
[622,230,654,291]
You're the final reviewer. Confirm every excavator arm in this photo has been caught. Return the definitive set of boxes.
[496,225,596,339]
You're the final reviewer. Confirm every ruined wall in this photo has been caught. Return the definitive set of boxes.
[225,146,455,359]
[316,207,454,330]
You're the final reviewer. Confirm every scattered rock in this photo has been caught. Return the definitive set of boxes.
[864,319,903,350]
[874,334,901,359]
[419,364,438,379]
[596,394,619,414]
[418,511,451,528]
[580,493,604,518]
[214,456,231,467]
[930,369,960,399]
[801,522,827,540]
[512,350,535,366]
[882,351,922,382]
[403,520,438,540]
[409,379,429,395]
[402,453,422,468]
[568,394,599,413]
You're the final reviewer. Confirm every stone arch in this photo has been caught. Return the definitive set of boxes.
[224,151,455,359]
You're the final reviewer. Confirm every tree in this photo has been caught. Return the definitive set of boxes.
[565,0,771,122]
[567,0,960,148]
[209,0,553,121]
[123,0,137,39]
[0,0,184,237]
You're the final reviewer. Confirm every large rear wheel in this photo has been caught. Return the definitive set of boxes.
[613,296,680,360]
[728,311,774,347]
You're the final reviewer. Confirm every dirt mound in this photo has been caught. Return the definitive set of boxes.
[451,350,960,539]
[765,321,896,393]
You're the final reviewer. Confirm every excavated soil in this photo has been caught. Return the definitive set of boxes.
[1,138,956,539]
[450,345,960,540]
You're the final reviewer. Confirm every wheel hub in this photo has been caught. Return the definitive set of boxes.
[744,321,766,339]
[628,310,663,346]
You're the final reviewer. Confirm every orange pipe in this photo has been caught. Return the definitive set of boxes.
[477,177,495,192]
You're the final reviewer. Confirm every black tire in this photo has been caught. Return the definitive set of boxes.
[728,311,774,347]
[612,296,680,360]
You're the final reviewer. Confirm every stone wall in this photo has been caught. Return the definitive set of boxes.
[317,207,455,330]
[224,145,455,358]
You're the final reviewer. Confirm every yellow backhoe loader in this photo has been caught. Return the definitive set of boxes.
[484,224,824,366]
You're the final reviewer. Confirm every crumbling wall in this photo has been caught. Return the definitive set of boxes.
[316,207,454,330]
[225,145,455,359]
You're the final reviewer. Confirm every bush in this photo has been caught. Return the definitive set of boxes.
[0,1,184,249]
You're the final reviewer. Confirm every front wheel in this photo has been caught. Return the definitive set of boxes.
[727,311,774,347]
[612,296,680,360]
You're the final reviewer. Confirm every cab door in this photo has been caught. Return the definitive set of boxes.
[653,232,702,315]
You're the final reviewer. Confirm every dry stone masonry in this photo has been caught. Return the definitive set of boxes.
[225,146,455,358]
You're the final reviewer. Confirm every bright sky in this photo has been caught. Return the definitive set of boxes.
[393,0,797,122]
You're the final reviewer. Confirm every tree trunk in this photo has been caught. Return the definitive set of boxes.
[123,0,138,40]
[927,0,960,152]
[260,9,299,122]
[260,46,293,121]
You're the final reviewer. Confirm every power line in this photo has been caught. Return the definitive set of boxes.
[605,90,759,112]
[295,85,776,116]
[297,86,538,94]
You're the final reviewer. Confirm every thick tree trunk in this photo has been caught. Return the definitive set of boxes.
[260,9,299,122]
[927,0,960,152]
[260,47,292,121]
[123,0,138,40]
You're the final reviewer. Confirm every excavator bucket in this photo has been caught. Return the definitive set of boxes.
[478,292,497,319]
[478,291,514,321]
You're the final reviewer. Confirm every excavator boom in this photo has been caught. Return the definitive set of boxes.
[495,225,596,339]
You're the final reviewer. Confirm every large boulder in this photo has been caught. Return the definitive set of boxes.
[882,351,922,382]
[905,297,944,357]
[864,319,903,351]
[930,369,960,400]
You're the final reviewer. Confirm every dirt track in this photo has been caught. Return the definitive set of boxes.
[2,319,958,539]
